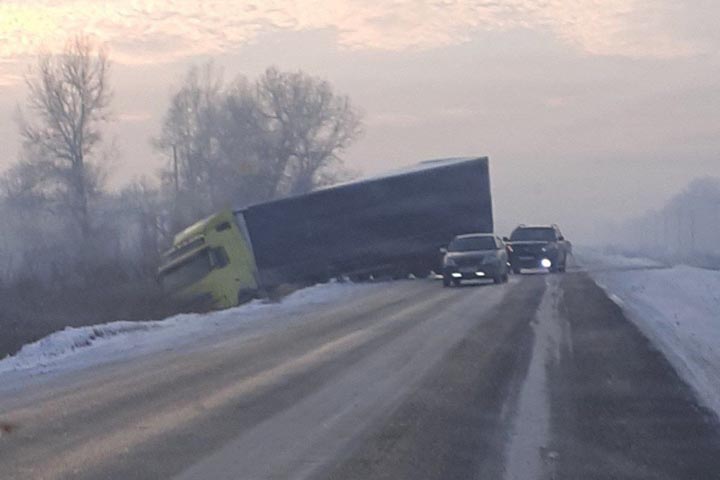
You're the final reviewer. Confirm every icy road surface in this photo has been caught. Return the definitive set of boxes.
[581,248,720,421]
[1,266,720,479]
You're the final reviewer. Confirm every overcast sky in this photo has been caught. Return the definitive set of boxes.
[1,0,719,242]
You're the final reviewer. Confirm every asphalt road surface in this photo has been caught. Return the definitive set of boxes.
[2,269,720,479]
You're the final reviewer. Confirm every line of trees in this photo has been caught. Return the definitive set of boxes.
[604,177,720,267]
[0,36,362,352]
[155,62,361,230]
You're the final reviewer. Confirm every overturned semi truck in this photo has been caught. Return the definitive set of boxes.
[157,157,494,310]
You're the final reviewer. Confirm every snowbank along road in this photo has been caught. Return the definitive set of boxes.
[1,262,720,479]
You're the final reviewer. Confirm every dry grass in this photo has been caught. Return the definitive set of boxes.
[0,278,180,358]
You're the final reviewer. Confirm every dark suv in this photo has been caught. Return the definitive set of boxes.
[505,225,571,273]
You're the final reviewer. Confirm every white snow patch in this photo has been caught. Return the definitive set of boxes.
[575,247,664,270]
[502,275,564,480]
[580,249,720,420]
[0,322,162,374]
[0,282,375,379]
[608,293,625,306]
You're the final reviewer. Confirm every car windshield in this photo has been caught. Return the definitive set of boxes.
[160,250,212,292]
[510,228,556,242]
[448,236,497,252]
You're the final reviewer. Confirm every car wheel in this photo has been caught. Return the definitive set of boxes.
[443,276,451,287]
[512,267,522,274]
[503,273,510,283]
[452,278,461,287]
[493,275,503,284]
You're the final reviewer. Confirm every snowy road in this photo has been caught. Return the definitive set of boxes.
[1,267,720,479]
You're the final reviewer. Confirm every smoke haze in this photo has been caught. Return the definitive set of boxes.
[1,1,719,241]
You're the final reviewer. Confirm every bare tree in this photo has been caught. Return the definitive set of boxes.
[256,67,362,197]
[119,180,167,276]
[156,63,225,224]
[156,65,362,223]
[212,78,270,205]
[17,35,111,239]
[0,152,54,209]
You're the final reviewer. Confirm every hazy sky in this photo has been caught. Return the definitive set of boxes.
[0,0,719,241]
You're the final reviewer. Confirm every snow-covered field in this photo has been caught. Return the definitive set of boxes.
[0,281,378,384]
[579,248,720,420]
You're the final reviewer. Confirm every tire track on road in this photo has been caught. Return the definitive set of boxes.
[500,274,565,480]
[314,276,546,480]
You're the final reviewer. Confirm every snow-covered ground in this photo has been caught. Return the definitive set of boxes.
[576,247,666,270]
[579,248,720,420]
[0,281,378,384]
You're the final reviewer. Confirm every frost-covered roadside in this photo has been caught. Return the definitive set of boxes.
[0,282,378,382]
[578,248,720,420]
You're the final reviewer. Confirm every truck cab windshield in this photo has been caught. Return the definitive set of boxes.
[161,250,212,292]
[510,228,556,242]
[448,236,496,252]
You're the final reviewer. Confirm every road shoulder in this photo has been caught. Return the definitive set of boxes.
[551,272,720,479]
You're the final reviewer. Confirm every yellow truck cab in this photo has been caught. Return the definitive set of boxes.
[157,210,258,310]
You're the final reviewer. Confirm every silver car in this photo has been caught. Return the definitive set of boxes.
[441,234,510,287]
